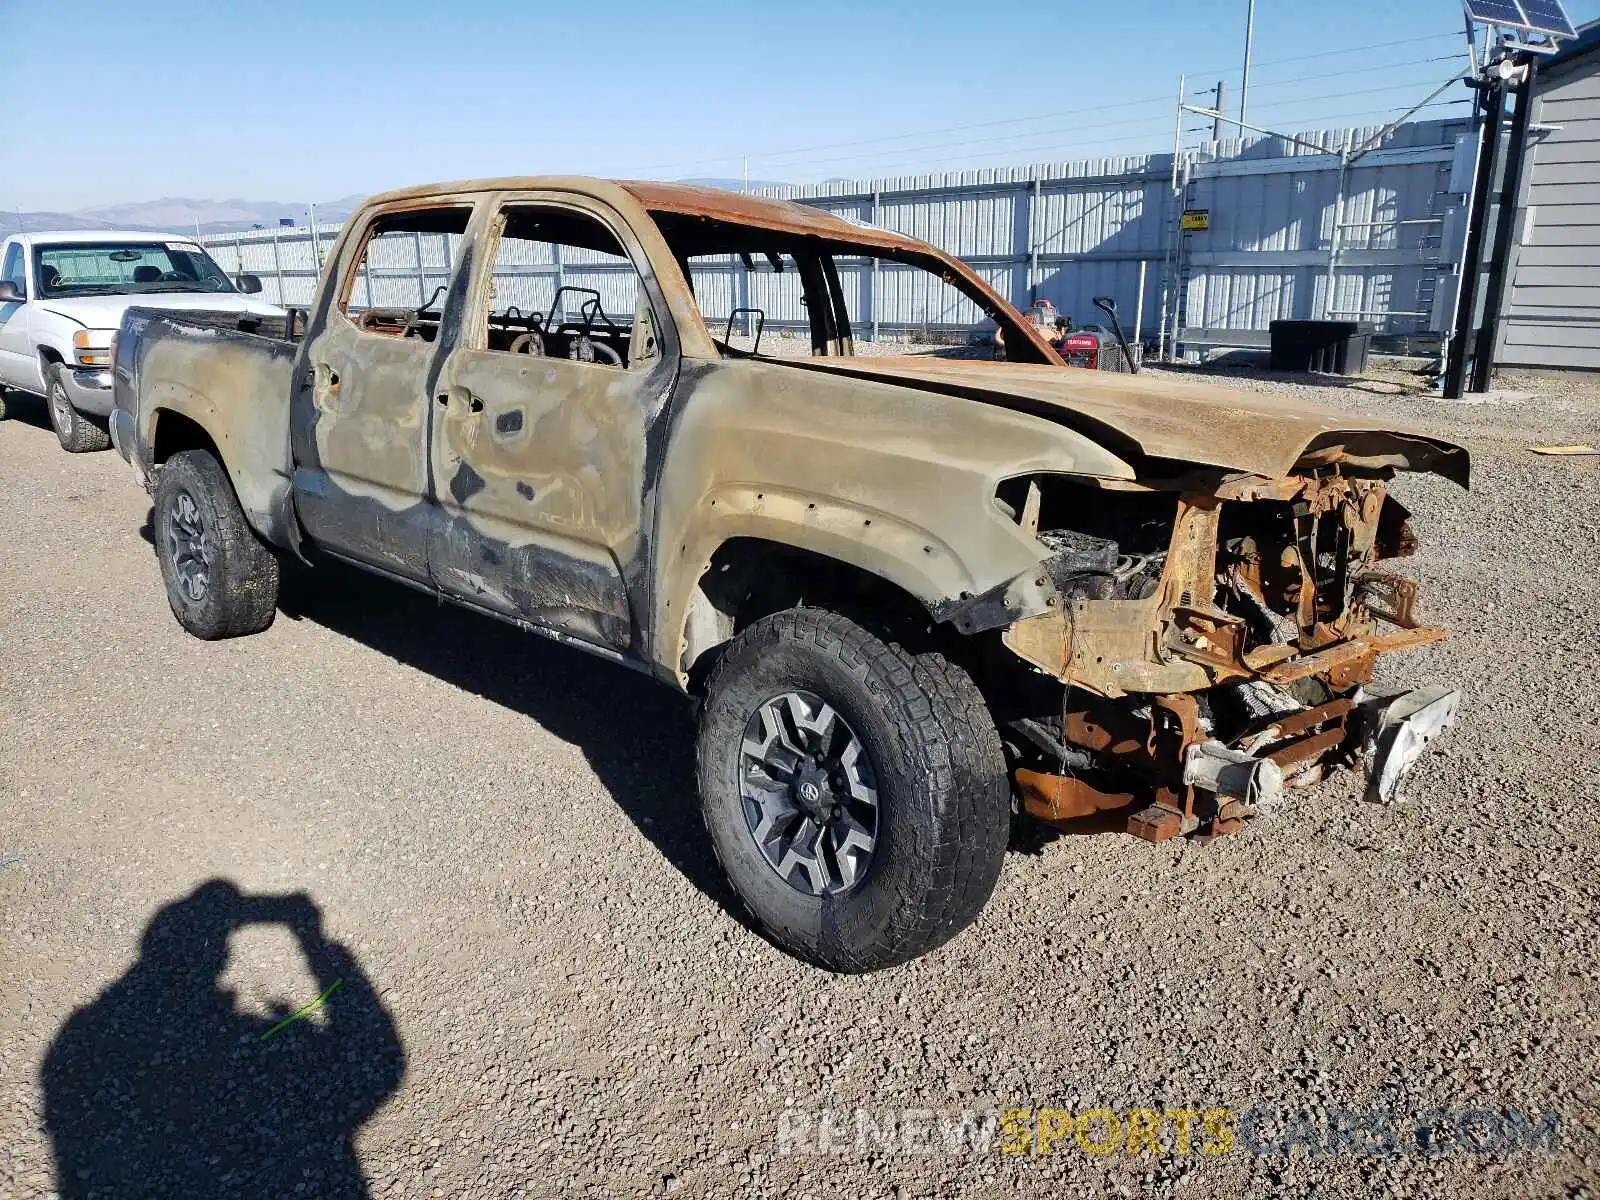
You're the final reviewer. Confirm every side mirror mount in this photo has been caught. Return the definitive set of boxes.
[236,273,263,295]
[0,280,25,303]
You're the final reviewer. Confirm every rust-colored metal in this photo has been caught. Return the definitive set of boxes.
[619,182,928,252]
[1369,627,1449,653]
[1325,650,1377,692]
[1355,571,1422,629]
[1016,769,1136,823]
[1263,637,1388,685]
[1270,697,1354,741]
[1062,709,1145,757]
[1126,804,1186,843]
[1268,727,1346,771]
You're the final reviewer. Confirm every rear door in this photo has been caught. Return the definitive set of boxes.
[425,191,680,654]
[290,200,480,580]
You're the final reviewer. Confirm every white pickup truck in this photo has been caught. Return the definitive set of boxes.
[0,230,285,451]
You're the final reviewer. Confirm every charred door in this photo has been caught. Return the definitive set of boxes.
[426,194,678,654]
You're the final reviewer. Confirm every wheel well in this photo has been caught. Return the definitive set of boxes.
[150,410,220,465]
[682,538,940,692]
[39,346,63,371]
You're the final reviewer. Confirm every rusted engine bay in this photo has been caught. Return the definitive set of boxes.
[992,469,1452,842]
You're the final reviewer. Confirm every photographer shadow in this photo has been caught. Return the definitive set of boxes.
[41,879,404,1198]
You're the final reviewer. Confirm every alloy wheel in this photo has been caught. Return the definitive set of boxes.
[738,691,880,896]
[166,489,211,604]
[49,381,73,435]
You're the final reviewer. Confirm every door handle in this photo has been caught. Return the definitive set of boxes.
[311,362,341,409]
[436,387,483,414]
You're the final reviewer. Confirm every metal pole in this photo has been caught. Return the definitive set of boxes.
[553,240,565,317]
[1471,59,1535,393]
[1158,74,1185,361]
[1240,0,1256,128]
[1134,258,1148,349]
[1322,130,1353,320]
[740,253,752,337]
[307,202,322,271]
[1213,81,1229,142]
[1027,175,1041,304]
[871,190,881,342]
[270,228,284,305]
[413,231,426,305]
[1443,79,1504,399]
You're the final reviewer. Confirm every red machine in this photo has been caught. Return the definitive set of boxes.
[1060,327,1109,369]
[1057,296,1140,374]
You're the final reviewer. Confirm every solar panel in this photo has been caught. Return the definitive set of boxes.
[1465,0,1527,23]
[1518,0,1578,39]
[1463,0,1579,40]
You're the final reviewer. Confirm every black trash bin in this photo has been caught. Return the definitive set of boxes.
[1269,320,1373,375]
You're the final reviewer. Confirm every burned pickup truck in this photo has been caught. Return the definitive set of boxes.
[111,178,1465,972]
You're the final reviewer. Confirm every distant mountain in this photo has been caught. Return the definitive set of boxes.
[0,196,364,239]
[2,181,796,242]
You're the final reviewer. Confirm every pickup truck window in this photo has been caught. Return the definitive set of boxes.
[2,243,22,294]
[341,205,472,341]
[650,209,1051,363]
[34,242,235,298]
[476,204,646,371]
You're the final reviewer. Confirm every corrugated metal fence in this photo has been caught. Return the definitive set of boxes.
[202,117,1473,350]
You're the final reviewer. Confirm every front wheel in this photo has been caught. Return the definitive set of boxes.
[696,608,1010,972]
[154,449,280,640]
[45,364,110,453]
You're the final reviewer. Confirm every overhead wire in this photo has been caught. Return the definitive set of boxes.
[625,34,1474,184]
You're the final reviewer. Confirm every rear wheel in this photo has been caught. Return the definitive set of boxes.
[696,607,1010,972]
[44,364,110,453]
[154,449,280,639]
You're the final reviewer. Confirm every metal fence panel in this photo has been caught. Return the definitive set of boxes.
[200,118,1470,348]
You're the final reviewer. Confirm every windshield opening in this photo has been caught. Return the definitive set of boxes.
[647,211,1055,365]
[33,241,237,299]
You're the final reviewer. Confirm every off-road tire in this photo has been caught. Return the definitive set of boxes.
[45,364,110,453]
[154,449,280,640]
[696,607,1010,972]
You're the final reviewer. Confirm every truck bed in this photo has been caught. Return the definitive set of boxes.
[123,307,302,342]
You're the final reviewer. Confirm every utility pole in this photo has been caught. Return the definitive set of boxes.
[308,201,323,269]
[1240,0,1257,128]
[742,156,749,194]
[1213,81,1230,141]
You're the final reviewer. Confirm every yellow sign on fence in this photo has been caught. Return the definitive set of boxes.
[1181,209,1211,232]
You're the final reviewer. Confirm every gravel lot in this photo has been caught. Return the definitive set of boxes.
[1,367,1597,1199]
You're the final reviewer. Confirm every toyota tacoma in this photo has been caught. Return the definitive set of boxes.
[110,178,1466,972]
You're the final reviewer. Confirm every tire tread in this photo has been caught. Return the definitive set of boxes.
[697,607,1008,972]
[154,449,280,639]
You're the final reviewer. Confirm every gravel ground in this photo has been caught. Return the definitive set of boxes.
[1,366,1598,1199]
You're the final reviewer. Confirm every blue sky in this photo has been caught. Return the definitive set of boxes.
[5,0,1597,211]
